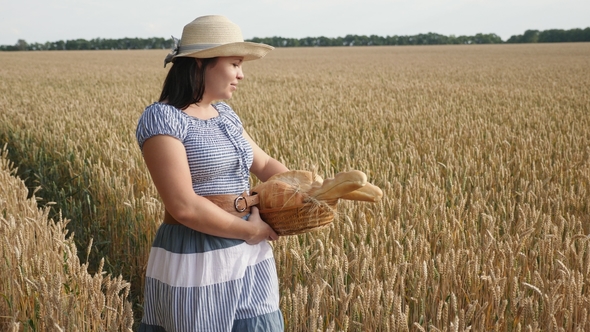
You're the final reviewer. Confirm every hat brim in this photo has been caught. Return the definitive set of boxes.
[175,42,274,61]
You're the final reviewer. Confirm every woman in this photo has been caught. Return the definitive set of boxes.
[136,15,288,331]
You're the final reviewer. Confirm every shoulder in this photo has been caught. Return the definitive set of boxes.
[136,102,189,149]
[214,102,243,129]
[139,102,187,125]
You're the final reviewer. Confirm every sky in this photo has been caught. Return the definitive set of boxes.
[1,0,589,45]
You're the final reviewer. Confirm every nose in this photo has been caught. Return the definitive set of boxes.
[237,67,244,80]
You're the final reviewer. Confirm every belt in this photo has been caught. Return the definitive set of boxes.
[163,192,259,225]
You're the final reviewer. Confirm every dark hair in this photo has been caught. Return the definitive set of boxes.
[158,57,218,110]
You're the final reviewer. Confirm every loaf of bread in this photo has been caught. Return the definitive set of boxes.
[253,169,382,212]
[339,182,383,202]
[252,179,307,210]
[307,170,367,200]
[266,170,323,193]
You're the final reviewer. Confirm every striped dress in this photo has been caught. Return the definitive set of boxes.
[136,102,284,332]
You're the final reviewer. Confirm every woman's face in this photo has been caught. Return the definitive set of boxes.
[203,56,244,101]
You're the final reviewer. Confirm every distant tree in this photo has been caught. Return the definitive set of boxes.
[507,29,539,43]
[522,30,540,43]
[16,39,28,51]
[473,33,503,44]
[566,28,587,42]
[538,29,567,43]
[53,40,65,50]
[317,36,331,46]
[506,34,521,43]
[368,35,383,46]
[65,39,91,50]
[342,35,355,46]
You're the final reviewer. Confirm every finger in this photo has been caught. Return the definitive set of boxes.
[269,229,279,241]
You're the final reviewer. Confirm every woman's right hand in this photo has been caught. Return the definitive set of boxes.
[245,206,279,244]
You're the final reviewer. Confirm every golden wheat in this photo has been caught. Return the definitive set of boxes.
[0,43,589,330]
[0,146,134,330]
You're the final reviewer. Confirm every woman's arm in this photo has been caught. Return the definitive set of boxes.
[243,130,289,182]
[142,134,278,244]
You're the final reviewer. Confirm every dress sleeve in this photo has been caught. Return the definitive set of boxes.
[136,103,188,150]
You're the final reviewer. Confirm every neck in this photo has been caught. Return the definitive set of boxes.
[198,94,214,107]
[184,102,218,120]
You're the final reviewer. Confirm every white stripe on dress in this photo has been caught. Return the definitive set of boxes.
[145,241,275,287]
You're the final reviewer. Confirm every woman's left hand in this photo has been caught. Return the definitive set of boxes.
[245,206,279,244]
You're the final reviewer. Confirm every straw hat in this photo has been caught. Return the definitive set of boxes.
[164,15,273,67]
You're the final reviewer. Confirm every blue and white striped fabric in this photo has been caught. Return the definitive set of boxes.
[136,102,284,331]
[136,102,254,196]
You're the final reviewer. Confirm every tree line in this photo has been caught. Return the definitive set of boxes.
[506,28,590,43]
[249,32,504,47]
[1,37,173,51]
[1,27,588,51]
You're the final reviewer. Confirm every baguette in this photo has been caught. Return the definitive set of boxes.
[267,170,323,192]
[340,182,383,202]
[308,170,367,201]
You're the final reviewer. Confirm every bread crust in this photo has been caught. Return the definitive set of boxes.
[340,182,383,202]
[252,179,307,209]
[308,170,367,200]
[253,170,382,212]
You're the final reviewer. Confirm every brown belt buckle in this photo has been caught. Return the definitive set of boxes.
[234,194,247,212]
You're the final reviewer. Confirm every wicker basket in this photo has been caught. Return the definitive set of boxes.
[259,199,338,236]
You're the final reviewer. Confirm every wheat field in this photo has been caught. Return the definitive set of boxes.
[1,43,589,331]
